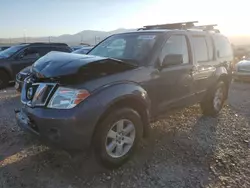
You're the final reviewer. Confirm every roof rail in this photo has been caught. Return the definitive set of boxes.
[20,42,68,46]
[138,21,198,30]
[191,24,220,33]
[32,42,68,46]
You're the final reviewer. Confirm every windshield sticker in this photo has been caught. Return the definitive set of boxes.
[138,35,156,40]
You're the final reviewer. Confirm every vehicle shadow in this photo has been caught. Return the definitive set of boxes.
[130,108,218,187]
[0,105,219,187]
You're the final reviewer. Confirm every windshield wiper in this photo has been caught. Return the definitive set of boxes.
[110,58,139,67]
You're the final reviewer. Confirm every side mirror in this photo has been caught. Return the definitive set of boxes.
[162,54,183,67]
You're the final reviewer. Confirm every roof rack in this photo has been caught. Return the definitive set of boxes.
[191,24,220,33]
[137,21,220,33]
[138,21,198,31]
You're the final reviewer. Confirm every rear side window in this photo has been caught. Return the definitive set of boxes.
[33,47,53,56]
[213,35,232,58]
[192,36,209,63]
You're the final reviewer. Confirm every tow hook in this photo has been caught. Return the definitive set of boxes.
[14,109,20,113]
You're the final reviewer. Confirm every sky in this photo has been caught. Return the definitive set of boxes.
[0,0,249,38]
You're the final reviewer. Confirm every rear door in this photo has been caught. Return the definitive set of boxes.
[212,34,234,78]
[190,34,217,100]
[155,34,196,113]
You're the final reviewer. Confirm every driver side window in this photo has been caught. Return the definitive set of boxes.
[20,48,40,59]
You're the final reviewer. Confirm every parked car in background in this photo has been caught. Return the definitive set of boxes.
[72,46,94,54]
[15,22,233,168]
[13,43,72,91]
[233,59,250,81]
[0,42,72,89]
[71,46,82,51]
[0,46,11,51]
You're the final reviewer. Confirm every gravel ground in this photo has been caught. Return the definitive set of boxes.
[0,82,250,188]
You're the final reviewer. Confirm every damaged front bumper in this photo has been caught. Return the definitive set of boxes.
[15,95,103,150]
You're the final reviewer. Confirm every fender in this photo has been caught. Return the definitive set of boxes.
[93,82,150,113]
[211,66,229,86]
[215,66,228,77]
[92,82,151,135]
[0,64,13,79]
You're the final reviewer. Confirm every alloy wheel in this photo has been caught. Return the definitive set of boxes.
[105,119,136,158]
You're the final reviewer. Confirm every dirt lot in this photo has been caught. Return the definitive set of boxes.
[0,82,250,188]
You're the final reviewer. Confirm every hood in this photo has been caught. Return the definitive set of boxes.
[237,60,250,66]
[32,51,136,83]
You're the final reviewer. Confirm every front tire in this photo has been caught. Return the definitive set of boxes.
[0,70,9,89]
[200,81,227,117]
[93,108,143,169]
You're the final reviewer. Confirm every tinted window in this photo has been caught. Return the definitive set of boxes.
[192,36,209,62]
[161,35,189,64]
[35,47,52,56]
[21,47,41,59]
[213,35,232,58]
[89,33,159,65]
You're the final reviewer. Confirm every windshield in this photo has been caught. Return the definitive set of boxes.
[0,44,27,58]
[88,33,158,65]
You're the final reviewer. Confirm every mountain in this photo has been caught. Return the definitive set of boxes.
[0,28,135,46]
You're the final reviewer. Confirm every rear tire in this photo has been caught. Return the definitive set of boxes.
[200,81,227,117]
[93,108,143,169]
[0,70,9,89]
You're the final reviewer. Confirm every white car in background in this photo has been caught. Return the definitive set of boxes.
[233,60,250,81]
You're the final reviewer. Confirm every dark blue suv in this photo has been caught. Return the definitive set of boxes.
[15,22,233,168]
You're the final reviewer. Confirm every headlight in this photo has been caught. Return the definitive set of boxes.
[47,87,90,109]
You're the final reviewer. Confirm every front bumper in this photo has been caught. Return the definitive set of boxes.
[15,97,104,150]
[233,71,250,81]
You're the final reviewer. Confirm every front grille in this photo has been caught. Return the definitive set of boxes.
[21,80,56,107]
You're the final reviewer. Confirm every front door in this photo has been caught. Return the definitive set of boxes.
[155,34,195,113]
[11,47,41,76]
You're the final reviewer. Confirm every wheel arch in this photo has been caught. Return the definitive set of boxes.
[216,68,231,99]
[0,67,12,80]
[91,84,151,145]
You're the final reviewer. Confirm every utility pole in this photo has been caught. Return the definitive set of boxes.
[95,36,100,45]
[23,29,27,43]
[48,36,51,43]
[80,34,83,44]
